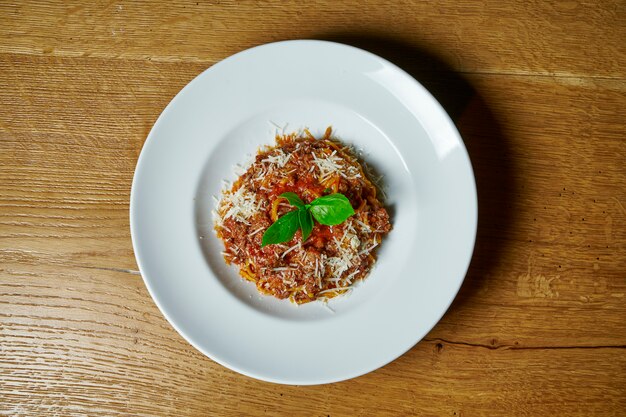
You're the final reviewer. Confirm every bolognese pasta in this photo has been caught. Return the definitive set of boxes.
[213,127,391,304]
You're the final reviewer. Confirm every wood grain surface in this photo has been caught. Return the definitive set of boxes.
[1,1,625,416]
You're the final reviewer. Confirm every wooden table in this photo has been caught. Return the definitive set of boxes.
[1,1,625,415]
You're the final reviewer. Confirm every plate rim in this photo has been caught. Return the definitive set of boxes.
[130,39,477,384]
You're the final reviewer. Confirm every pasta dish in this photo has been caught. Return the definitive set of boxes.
[213,127,391,304]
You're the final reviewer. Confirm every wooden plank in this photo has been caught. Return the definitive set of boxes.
[0,1,624,77]
[1,267,624,416]
[0,55,200,270]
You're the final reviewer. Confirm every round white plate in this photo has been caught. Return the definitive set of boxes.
[130,40,477,385]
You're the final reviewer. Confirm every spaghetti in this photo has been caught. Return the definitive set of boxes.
[213,127,391,304]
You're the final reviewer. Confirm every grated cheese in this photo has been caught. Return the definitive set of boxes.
[262,149,291,168]
[272,266,297,271]
[249,227,264,237]
[346,165,362,180]
[358,240,379,256]
[254,168,267,182]
[350,235,361,250]
[311,150,344,180]
[340,225,349,244]
[345,269,360,283]
[327,254,353,278]
[221,186,259,224]
[355,219,371,233]
[281,242,300,258]
[212,209,223,228]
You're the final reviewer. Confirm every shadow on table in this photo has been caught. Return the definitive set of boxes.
[317,33,517,314]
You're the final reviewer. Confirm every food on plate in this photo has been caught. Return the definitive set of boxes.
[213,127,391,304]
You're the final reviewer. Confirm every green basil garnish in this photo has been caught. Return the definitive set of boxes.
[299,209,314,241]
[261,192,355,247]
[309,193,355,226]
[261,210,300,247]
[280,191,305,209]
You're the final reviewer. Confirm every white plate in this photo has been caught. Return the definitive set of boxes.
[130,40,477,385]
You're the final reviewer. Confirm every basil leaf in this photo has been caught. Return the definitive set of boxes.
[299,208,314,242]
[280,192,305,209]
[261,192,354,247]
[309,193,355,226]
[261,210,299,247]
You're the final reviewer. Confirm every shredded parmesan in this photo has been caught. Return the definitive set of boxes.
[358,240,379,256]
[281,243,300,258]
[345,269,360,283]
[311,150,344,180]
[262,149,291,168]
[272,267,295,272]
[346,165,362,180]
[355,219,371,233]
[350,235,360,250]
[211,209,223,227]
[249,227,264,237]
[327,254,353,278]
[221,186,259,224]
[340,226,349,244]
